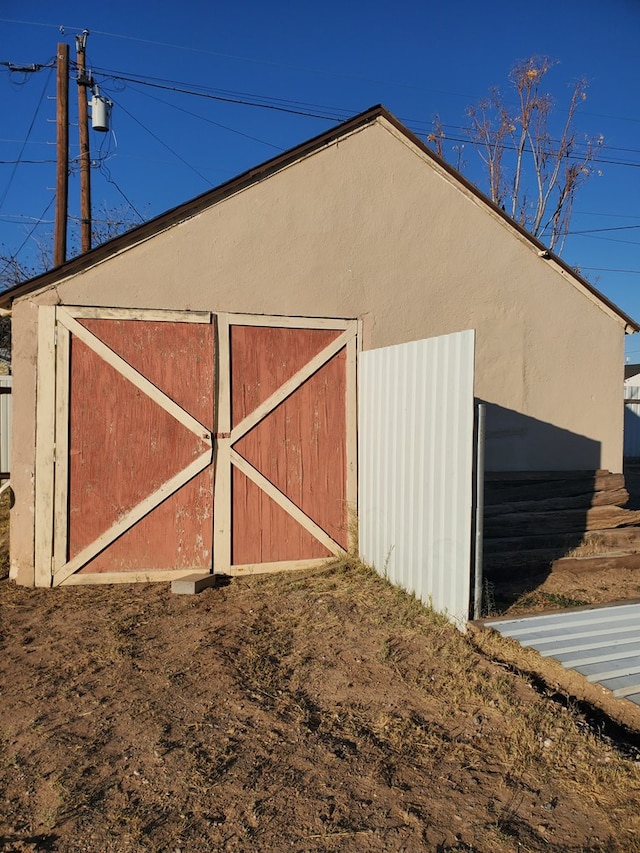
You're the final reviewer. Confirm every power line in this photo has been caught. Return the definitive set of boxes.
[5,53,640,174]
[9,16,640,130]
[51,63,640,173]
[109,94,215,187]
[568,233,640,247]
[580,267,640,275]
[574,210,640,220]
[122,81,285,152]
[0,60,53,72]
[0,65,53,210]
[0,194,54,282]
[86,68,640,170]
[0,159,56,164]
[419,130,640,169]
[91,66,351,122]
[0,18,474,100]
[569,224,640,235]
[423,119,640,158]
[95,162,144,224]
[0,213,55,223]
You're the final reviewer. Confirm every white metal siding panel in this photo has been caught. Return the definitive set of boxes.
[0,376,11,479]
[624,385,640,457]
[358,330,475,628]
[489,603,640,706]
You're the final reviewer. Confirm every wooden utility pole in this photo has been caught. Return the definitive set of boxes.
[53,43,69,267]
[76,31,91,253]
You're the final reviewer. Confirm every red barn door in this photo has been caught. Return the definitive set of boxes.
[42,307,214,586]
[214,315,358,575]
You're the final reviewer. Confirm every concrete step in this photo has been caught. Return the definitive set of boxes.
[171,573,217,594]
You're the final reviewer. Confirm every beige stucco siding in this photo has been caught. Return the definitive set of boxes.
[9,116,626,583]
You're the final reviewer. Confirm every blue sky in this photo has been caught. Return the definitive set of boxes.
[1,1,639,356]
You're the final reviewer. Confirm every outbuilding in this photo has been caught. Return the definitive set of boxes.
[2,106,637,610]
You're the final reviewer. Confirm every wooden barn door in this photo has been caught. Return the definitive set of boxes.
[214,314,358,575]
[36,307,215,587]
[35,308,357,586]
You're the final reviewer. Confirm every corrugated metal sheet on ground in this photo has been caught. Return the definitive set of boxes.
[358,329,475,628]
[488,603,640,706]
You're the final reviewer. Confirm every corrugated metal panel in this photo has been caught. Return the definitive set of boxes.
[358,330,475,628]
[0,376,11,479]
[488,603,640,705]
[624,385,640,457]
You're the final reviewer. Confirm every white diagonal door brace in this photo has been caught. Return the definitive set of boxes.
[230,449,343,555]
[56,310,212,441]
[230,326,355,443]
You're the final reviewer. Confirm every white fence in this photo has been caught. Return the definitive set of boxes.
[624,386,640,458]
[0,375,10,480]
[358,330,476,628]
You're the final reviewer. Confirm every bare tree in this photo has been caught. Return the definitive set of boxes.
[429,57,603,254]
[0,203,141,289]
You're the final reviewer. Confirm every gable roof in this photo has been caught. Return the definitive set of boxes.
[1,105,638,331]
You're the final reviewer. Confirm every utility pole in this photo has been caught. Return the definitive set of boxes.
[75,30,91,254]
[54,43,69,267]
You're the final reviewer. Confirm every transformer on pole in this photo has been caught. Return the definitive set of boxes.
[91,87,112,133]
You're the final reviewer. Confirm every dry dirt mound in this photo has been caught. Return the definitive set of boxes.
[1,562,639,852]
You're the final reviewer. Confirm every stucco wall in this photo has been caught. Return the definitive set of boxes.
[9,116,627,583]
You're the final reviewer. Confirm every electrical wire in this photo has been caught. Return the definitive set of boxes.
[0,18,468,97]
[419,129,640,168]
[0,65,53,210]
[4,55,640,177]
[0,60,53,73]
[0,159,56,164]
[580,267,640,275]
[568,234,640,247]
[119,82,285,152]
[88,66,352,122]
[95,162,145,223]
[574,210,640,220]
[568,224,640,235]
[5,17,640,133]
[0,194,55,283]
[0,214,55,223]
[85,68,640,170]
[108,94,214,187]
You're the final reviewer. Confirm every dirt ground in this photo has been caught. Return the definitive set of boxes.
[2,545,640,853]
[489,562,640,616]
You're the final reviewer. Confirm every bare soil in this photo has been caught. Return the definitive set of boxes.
[489,562,640,616]
[2,545,640,853]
